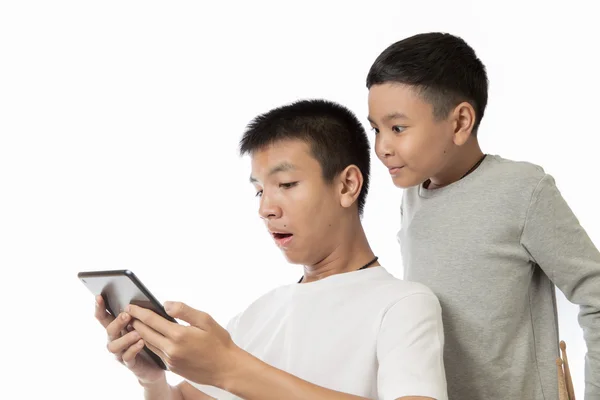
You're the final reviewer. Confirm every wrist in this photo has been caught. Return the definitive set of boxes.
[219,345,262,393]
[138,373,167,389]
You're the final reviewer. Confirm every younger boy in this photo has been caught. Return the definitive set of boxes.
[366,32,600,400]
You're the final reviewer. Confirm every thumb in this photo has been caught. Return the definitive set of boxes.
[164,301,213,329]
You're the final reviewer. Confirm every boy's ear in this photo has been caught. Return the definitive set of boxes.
[339,165,363,209]
[452,102,477,145]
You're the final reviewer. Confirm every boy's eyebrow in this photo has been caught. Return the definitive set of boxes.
[249,162,296,183]
[367,112,409,124]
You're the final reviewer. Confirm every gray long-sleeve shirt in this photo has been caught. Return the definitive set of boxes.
[399,154,600,400]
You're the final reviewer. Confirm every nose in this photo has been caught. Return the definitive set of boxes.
[375,131,395,159]
[258,192,282,220]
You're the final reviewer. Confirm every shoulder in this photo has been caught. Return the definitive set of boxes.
[366,271,441,311]
[384,280,441,310]
[485,154,547,189]
[378,276,437,299]
[374,279,443,345]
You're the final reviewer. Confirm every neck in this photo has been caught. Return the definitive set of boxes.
[300,215,377,284]
[428,138,484,189]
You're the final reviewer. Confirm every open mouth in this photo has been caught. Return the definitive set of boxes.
[271,232,294,247]
[272,232,293,240]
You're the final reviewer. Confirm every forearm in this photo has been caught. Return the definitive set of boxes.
[140,376,183,400]
[222,349,370,400]
[520,174,600,396]
[582,314,600,399]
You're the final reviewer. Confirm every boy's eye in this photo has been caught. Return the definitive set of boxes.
[370,127,380,134]
[392,125,406,133]
[279,182,298,189]
[280,182,298,189]
[255,182,297,197]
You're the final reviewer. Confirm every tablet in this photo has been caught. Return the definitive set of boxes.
[78,269,177,370]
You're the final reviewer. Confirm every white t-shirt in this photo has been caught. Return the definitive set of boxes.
[189,266,447,400]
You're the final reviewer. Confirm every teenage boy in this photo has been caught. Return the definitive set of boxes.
[93,99,448,400]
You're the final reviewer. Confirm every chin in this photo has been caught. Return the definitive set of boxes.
[392,175,423,189]
[281,250,305,265]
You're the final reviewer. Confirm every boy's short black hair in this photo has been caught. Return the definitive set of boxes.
[240,99,371,216]
[366,32,488,134]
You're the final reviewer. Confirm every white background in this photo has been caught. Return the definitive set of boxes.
[1,1,598,399]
